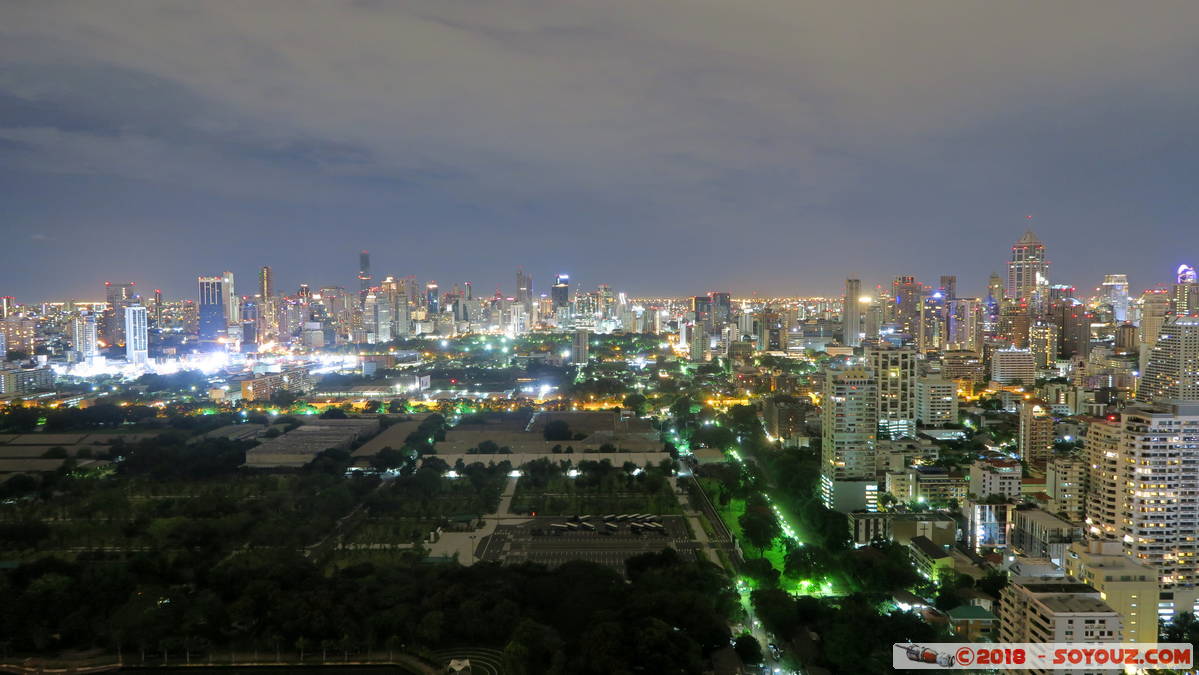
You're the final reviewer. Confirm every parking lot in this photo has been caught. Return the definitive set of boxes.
[476,515,701,571]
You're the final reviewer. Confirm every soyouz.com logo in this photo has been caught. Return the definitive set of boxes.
[893,643,1193,669]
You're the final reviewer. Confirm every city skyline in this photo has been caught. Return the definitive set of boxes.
[4,2,1199,299]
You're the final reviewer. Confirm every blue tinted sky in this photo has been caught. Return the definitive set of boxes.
[2,1,1198,300]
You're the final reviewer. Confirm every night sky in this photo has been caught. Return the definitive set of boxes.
[2,1,1198,301]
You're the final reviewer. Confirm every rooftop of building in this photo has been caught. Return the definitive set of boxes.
[946,605,998,621]
[1039,596,1117,615]
[909,535,950,560]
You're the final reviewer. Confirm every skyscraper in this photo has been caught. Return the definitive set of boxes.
[426,281,439,314]
[1139,315,1199,402]
[198,276,227,347]
[843,278,862,347]
[1102,274,1130,322]
[1173,264,1199,316]
[103,281,136,346]
[124,304,148,364]
[892,276,920,336]
[820,367,878,512]
[516,268,533,311]
[71,312,99,362]
[551,274,570,309]
[572,329,590,364]
[221,272,238,326]
[865,344,917,439]
[358,250,372,306]
[1007,230,1050,312]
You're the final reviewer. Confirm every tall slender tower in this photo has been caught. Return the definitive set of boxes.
[843,279,862,347]
[357,251,372,307]
[124,304,148,364]
[1139,316,1199,402]
[1007,230,1050,312]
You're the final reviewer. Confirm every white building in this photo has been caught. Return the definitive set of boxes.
[821,367,879,512]
[915,376,957,427]
[998,577,1121,646]
[968,459,1021,500]
[866,344,916,439]
[1139,316,1199,403]
[124,304,148,365]
[992,347,1037,385]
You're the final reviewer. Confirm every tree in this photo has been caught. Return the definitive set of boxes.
[320,407,349,419]
[622,393,648,416]
[363,400,382,413]
[741,558,779,588]
[387,399,407,413]
[270,390,300,407]
[733,635,763,665]
[738,509,780,553]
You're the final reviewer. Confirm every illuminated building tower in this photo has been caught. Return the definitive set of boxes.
[197,275,227,348]
[571,329,589,365]
[843,279,862,347]
[0,296,13,319]
[939,275,957,300]
[515,268,533,311]
[991,347,1036,385]
[709,292,732,327]
[865,344,916,439]
[1018,399,1054,463]
[103,281,136,346]
[820,367,879,512]
[71,312,99,362]
[1007,230,1050,313]
[1139,316,1199,403]
[689,324,709,362]
[257,266,276,342]
[1084,401,1199,620]
[948,298,982,352]
[1140,287,1172,349]
[1173,264,1199,316]
[984,273,1005,336]
[1028,321,1059,368]
[239,297,259,350]
[1050,299,1091,360]
[221,272,238,326]
[1064,540,1159,645]
[0,328,6,360]
[918,291,948,353]
[863,296,885,342]
[394,292,411,337]
[997,302,1031,348]
[358,250,372,307]
[915,376,957,427]
[426,281,439,314]
[691,294,712,333]
[298,284,312,301]
[1115,323,1138,355]
[153,289,163,327]
[1102,274,1130,322]
[123,304,148,365]
[997,578,1121,645]
[892,276,921,336]
[551,274,570,309]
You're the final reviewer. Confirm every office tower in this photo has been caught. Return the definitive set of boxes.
[1173,264,1199,316]
[820,367,879,512]
[1028,321,1059,368]
[103,281,136,345]
[197,276,227,347]
[998,577,1121,644]
[124,304,148,364]
[892,276,921,335]
[516,268,533,311]
[689,324,709,362]
[571,329,589,364]
[997,302,1031,348]
[551,274,570,309]
[71,312,99,362]
[239,297,259,349]
[1084,401,1199,618]
[358,250,372,306]
[298,283,312,301]
[991,347,1036,384]
[394,292,411,337]
[691,295,712,332]
[947,298,981,352]
[257,267,276,342]
[1007,230,1050,312]
[1139,316,1199,402]
[259,265,274,300]
[0,296,13,319]
[1018,399,1054,463]
[426,281,439,314]
[865,344,916,439]
[1064,540,1159,644]
[843,279,862,347]
[915,376,957,427]
[221,272,238,326]
[917,291,947,353]
[153,289,163,327]
[968,459,1022,500]
[1115,322,1138,354]
[943,350,986,383]
[1102,274,1130,322]
[709,292,732,327]
[939,275,957,300]
[1140,287,1172,348]
[0,329,5,360]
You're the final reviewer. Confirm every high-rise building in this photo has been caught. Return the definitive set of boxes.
[1174,264,1199,316]
[221,272,238,326]
[103,281,136,346]
[991,347,1036,385]
[1045,456,1086,522]
[551,274,570,309]
[571,329,589,365]
[0,296,13,320]
[1007,230,1050,312]
[153,289,163,327]
[516,268,533,312]
[358,250,372,306]
[1084,401,1199,618]
[197,276,227,347]
[124,304,148,364]
[1102,274,1130,322]
[1018,399,1054,463]
[947,298,981,352]
[892,276,921,336]
[71,312,99,362]
[918,291,948,353]
[843,279,862,347]
[820,367,879,512]
[426,281,440,314]
[1139,316,1199,402]
[939,275,957,300]
[915,376,957,427]
[865,344,916,439]
[709,292,732,327]
[689,324,709,363]
[1028,321,1059,368]
[691,295,712,332]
